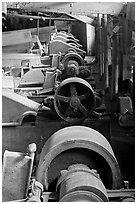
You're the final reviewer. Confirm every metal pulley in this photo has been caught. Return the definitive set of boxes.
[65,60,80,77]
[54,77,96,122]
[36,126,122,191]
[61,52,85,74]
[57,164,109,202]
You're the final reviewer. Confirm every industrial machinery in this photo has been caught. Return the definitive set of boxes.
[2,75,135,202]
[49,31,86,58]
[2,2,135,202]
[2,126,135,202]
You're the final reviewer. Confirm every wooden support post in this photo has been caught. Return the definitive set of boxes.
[103,14,109,89]
[111,32,119,98]
[115,30,120,94]
[97,14,100,65]
[101,15,104,75]
[48,16,52,54]
[99,14,103,78]
[37,12,40,37]
[119,15,124,81]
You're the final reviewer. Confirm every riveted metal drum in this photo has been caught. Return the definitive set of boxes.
[36,126,122,191]
[54,77,96,122]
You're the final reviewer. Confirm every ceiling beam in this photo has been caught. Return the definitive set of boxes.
[8,13,76,21]
[7,2,124,15]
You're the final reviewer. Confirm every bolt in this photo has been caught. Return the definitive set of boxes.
[124,181,129,189]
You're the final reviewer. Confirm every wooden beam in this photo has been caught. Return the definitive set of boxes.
[101,16,104,75]
[103,14,109,89]
[111,33,119,96]
[8,13,76,21]
[97,14,103,78]
[2,30,32,47]
[7,2,124,15]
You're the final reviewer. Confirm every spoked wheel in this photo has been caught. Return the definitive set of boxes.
[54,77,95,122]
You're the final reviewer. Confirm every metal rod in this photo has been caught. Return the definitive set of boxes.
[107,189,135,198]
[2,122,21,127]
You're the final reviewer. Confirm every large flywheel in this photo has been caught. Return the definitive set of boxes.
[54,77,96,122]
[36,126,122,193]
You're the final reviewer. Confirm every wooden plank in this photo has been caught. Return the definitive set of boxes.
[31,26,56,43]
[2,53,42,68]
[86,24,95,55]
[111,33,119,96]
[2,26,57,53]
[2,30,32,47]
[8,13,75,21]
[2,76,14,90]
[101,15,104,74]
[16,26,57,43]
[2,43,33,54]
[126,2,135,21]
[2,29,33,53]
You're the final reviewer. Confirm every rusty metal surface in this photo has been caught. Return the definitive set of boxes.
[36,126,122,190]
[18,68,44,87]
[61,52,84,69]
[2,144,36,202]
[27,179,43,202]
[2,114,111,154]
[49,40,85,56]
[54,77,95,122]
[57,164,108,202]
[2,89,43,123]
